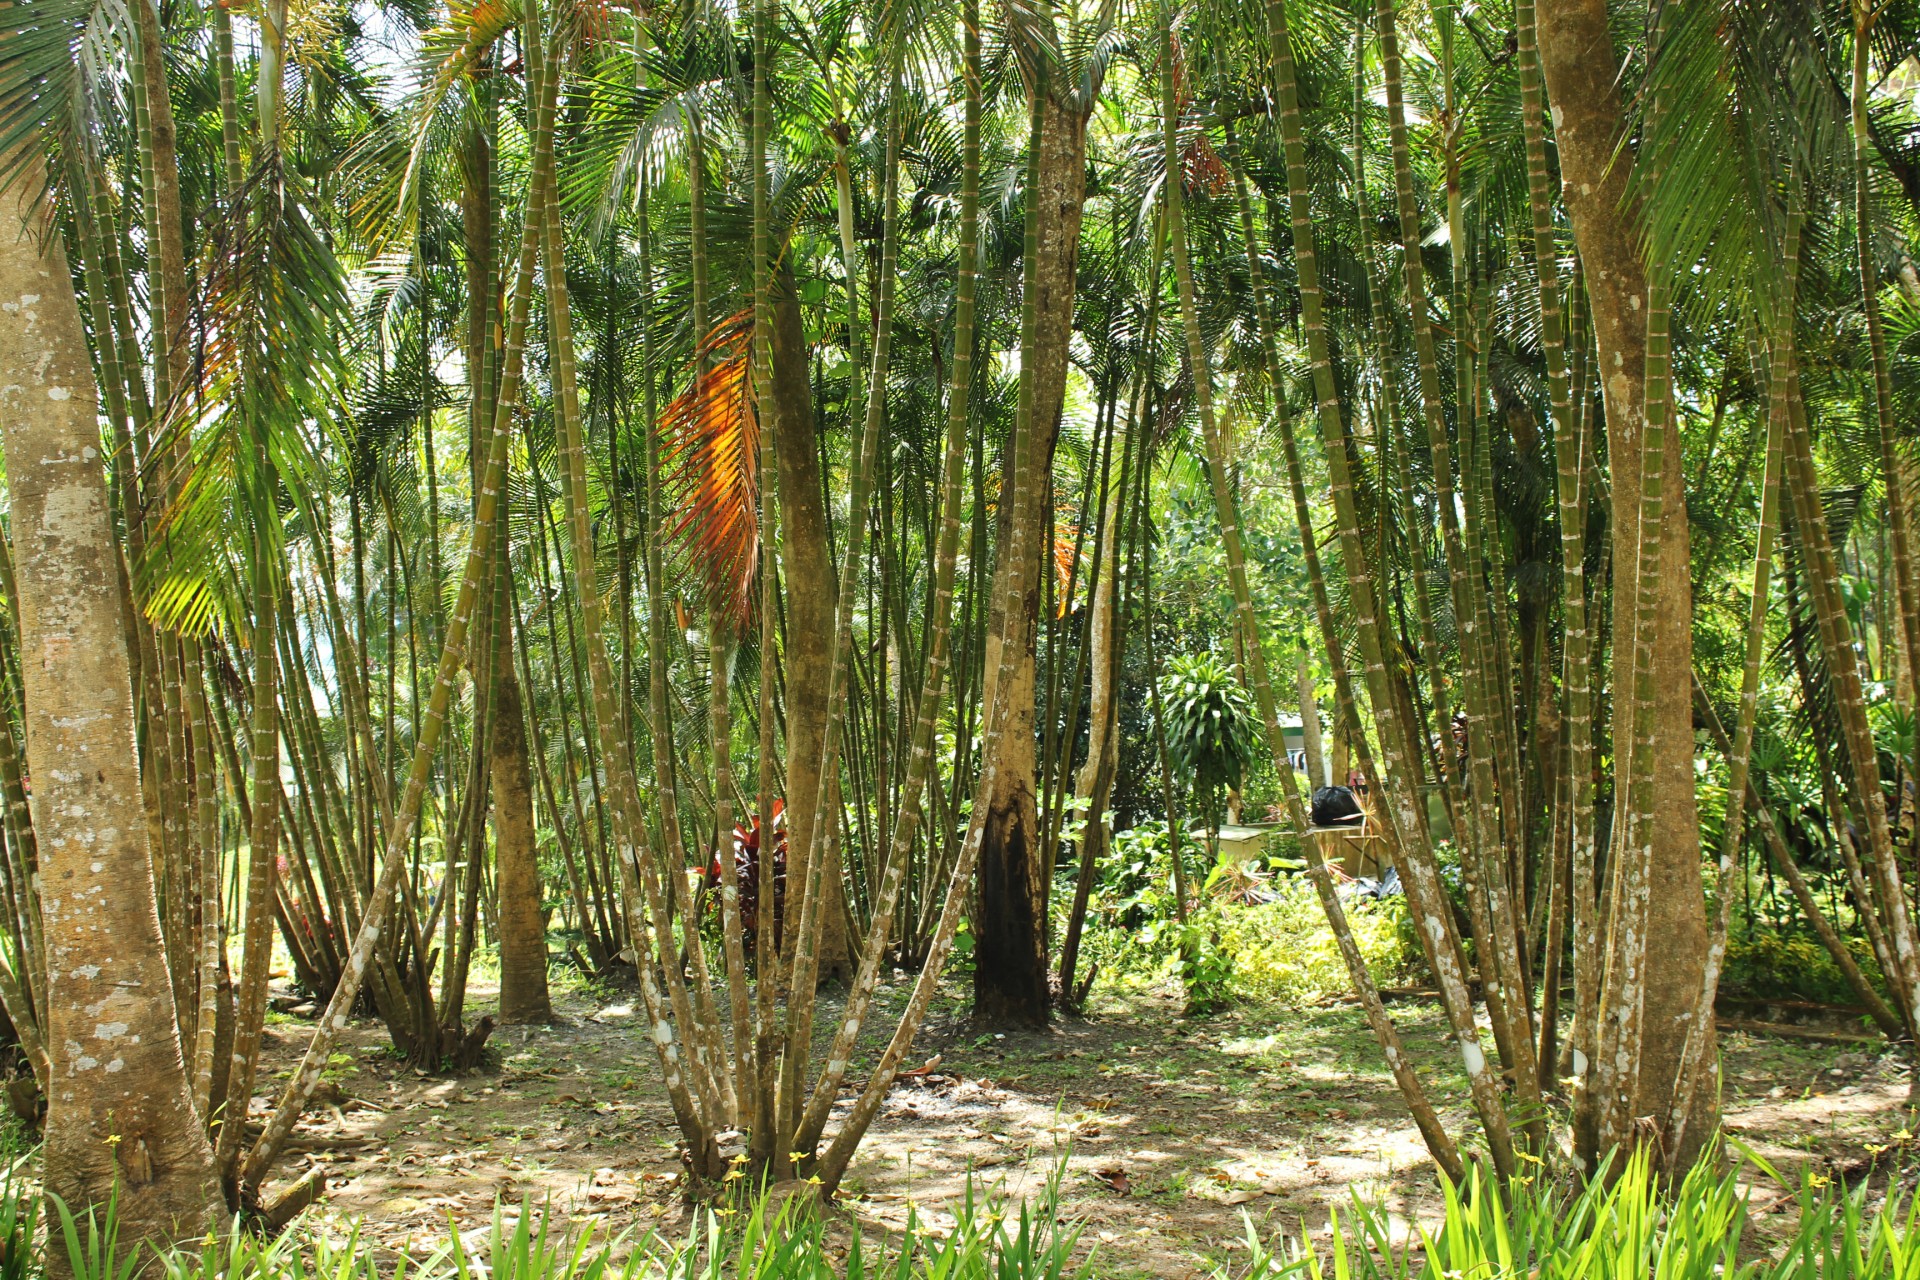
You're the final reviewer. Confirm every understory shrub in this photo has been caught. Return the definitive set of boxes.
[1065,820,1415,1006]
[1723,919,1889,1010]
[1213,882,1413,1004]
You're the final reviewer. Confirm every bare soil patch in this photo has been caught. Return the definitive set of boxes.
[258,977,1911,1277]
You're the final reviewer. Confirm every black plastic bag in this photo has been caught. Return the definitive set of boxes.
[1310,785,1364,828]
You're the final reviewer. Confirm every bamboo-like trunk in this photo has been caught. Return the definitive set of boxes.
[1666,297,1788,1154]
[748,0,781,1169]
[780,44,905,1161]
[1536,0,1710,1169]
[1692,679,1905,1038]
[533,27,724,1157]
[1516,0,1591,1092]
[1854,9,1920,735]
[240,15,562,1191]
[1171,4,1467,1177]
[1775,256,1920,1042]
[1268,0,1517,1176]
[796,3,985,1157]
[818,38,1035,1187]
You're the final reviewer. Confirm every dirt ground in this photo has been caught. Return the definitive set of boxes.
[257,973,1913,1278]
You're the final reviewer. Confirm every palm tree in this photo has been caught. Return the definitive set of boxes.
[972,0,1119,1028]
[1536,0,1714,1168]
[0,147,224,1258]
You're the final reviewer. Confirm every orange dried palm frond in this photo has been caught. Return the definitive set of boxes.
[1168,33,1230,197]
[1052,523,1080,617]
[659,310,759,626]
[1182,136,1232,197]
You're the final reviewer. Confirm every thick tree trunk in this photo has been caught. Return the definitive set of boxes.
[1535,0,1713,1168]
[469,114,548,1025]
[1,162,223,1260]
[492,544,550,1023]
[769,265,850,982]
[974,85,1088,1028]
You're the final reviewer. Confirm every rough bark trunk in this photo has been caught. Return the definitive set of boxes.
[1,161,224,1261]
[492,542,550,1023]
[974,84,1088,1028]
[1535,0,1713,1168]
[769,264,850,982]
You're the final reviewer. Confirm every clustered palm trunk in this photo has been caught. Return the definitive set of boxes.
[5,0,1920,1252]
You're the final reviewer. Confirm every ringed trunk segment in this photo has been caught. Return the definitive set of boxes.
[241,18,566,1191]
[1264,0,1521,1176]
[794,3,985,1155]
[533,29,726,1162]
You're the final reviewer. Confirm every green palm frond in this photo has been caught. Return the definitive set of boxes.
[0,0,91,195]
[137,158,348,637]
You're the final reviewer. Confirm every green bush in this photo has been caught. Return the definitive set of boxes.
[1723,921,1887,1009]
[1214,881,1414,1004]
[1064,822,1414,1007]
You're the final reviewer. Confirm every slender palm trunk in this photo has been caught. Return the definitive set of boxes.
[1668,361,1784,1153]
[819,23,1035,1184]
[1269,0,1517,1176]
[747,0,782,1169]
[1177,6,1463,1179]
[240,11,562,1190]
[1775,224,1920,1043]
[1516,0,1591,1090]
[1854,6,1920,797]
[533,28,724,1158]
[779,44,906,1161]
[798,4,985,1160]
[1536,0,1711,1169]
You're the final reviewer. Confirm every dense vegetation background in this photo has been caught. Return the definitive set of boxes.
[8,0,1920,1266]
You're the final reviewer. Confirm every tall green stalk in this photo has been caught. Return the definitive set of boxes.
[1273,0,1516,1175]
[1172,9,1462,1180]
[240,14,561,1191]
[804,0,982,1159]
[1853,5,1920,782]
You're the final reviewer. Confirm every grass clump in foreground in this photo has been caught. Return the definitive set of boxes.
[51,1176,1084,1280]
[1236,1144,1920,1278]
[27,1143,1920,1279]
